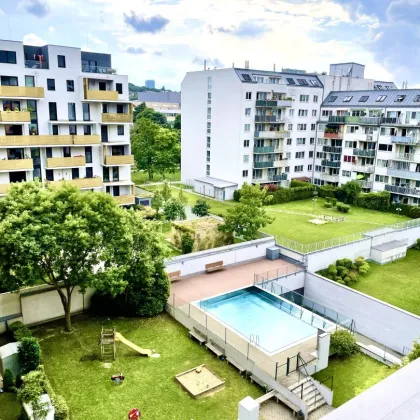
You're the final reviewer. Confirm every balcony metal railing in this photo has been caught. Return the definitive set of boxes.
[82,64,117,74]
[252,173,288,183]
[253,146,275,153]
[390,136,419,145]
[387,168,420,181]
[0,111,31,122]
[0,158,33,171]
[321,160,341,168]
[322,146,342,153]
[273,173,288,181]
[253,161,274,168]
[102,113,133,123]
[254,130,290,138]
[381,117,403,125]
[385,184,420,197]
[254,115,287,123]
[25,60,49,69]
[328,116,346,124]
[0,86,44,98]
[255,99,293,107]
[353,148,376,157]
[324,132,343,139]
[352,164,375,173]
[104,155,135,165]
[360,117,381,125]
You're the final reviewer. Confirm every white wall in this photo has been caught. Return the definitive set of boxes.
[304,272,420,353]
[271,271,305,291]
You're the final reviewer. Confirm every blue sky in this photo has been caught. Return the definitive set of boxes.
[0,0,418,90]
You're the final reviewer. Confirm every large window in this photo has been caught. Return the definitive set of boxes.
[83,125,91,135]
[25,76,35,87]
[85,146,92,163]
[83,103,90,121]
[57,55,66,68]
[68,103,76,121]
[117,125,124,135]
[1,76,18,86]
[49,102,57,121]
[72,168,79,179]
[69,125,77,135]
[86,167,93,178]
[116,83,123,94]
[0,50,17,64]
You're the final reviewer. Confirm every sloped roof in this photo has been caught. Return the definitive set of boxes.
[137,91,181,104]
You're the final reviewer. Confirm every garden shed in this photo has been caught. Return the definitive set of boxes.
[370,240,408,264]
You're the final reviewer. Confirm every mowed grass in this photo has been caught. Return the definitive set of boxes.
[350,249,420,315]
[131,169,181,185]
[0,393,21,420]
[33,314,262,420]
[313,353,394,407]
[145,186,409,244]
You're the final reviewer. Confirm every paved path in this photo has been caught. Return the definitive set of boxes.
[259,400,334,420]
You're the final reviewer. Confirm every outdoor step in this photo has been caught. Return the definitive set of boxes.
[287,377,310,392]
[293,385,317,399]
[308,399,327,414]
[305,392,325,407]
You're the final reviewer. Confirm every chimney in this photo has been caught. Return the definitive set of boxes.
[273,64,276,71]
[245,60,249,69]
[204,60,206,71]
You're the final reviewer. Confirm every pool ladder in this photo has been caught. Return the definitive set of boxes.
[250,334,260,347]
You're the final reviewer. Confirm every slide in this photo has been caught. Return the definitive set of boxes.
[115,332,152,357]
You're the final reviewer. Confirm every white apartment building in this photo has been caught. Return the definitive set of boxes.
[0,40,134,205]
[315,89,420,206]
[181,64,395,200]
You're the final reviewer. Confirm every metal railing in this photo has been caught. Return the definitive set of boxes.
[352,164,375,173]
[385,184,420,197]
[353,148,376,157]
[253,146,275,153]
[321,159,341,168]
[25,59,49,69]
[81,64,117,74]
[387,168,420,181]
[363,217,420,237]
[254,161,274,168]
[360,117,381,125]
[322,146,342,153]
[390,136,419,145]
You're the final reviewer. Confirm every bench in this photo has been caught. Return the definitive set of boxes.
[249,375,272,393]
[168,270,181,282]
[205,261,224,273]
[205,339,224,358]
[189,327,207,345]
[226,357,246,375]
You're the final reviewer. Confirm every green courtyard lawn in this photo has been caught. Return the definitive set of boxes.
[33,314,262,420]
[313,353,394,407]
[0,393,21,420]
[131,169,181,185]
[350,249,420,316]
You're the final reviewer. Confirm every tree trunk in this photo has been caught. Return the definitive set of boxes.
[64,300,72,332]
[57,287,73,332]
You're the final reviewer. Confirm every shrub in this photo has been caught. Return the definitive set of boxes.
[9,321,32,341]
[15,374,23,389]
[318,185,337,198]
[337,267,349,278]
[415,238,420,250]
[356,191,390,211]
[336,280,346,285]
[330,330,359,357]
[290,179,310,188]
[337,203,350,213]
[334,276,342,283]
[348,271,359,282]
[180,233,194,254]
[233,189,241,202]
[409,206,420,219]
[327,264,337,277]
[266,184,278,192]
[331,198,337,206]
[354,256,366,267]
[343,276,352,285]
[271,187,292,204]
[290,186,314,201]
[18,337,41,374]
[191,199,211,217]
[3,368,15,392]
[358,263,370,276]
[324,202,332,209]
[53,395,70,420]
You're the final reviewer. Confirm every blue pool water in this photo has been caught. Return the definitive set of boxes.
[199,287,333,353]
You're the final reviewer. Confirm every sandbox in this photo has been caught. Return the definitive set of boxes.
[175,364,225,398]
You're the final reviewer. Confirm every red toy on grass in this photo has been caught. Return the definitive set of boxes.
[128,408,141,419]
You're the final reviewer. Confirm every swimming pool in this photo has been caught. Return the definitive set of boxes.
[198,287,334,353]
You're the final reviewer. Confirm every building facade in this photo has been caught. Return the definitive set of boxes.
[316,89,420,206]
[0,40,134,205]
[145,79,155,89]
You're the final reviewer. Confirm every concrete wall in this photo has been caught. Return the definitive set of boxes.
[304,272,420,353]
[271,271,305,291]
[165,236,276,277]
[370,225,420,248]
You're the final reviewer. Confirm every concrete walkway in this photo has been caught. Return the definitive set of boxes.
[259,400,334,420]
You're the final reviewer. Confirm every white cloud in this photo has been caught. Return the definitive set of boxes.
[48,26,56,33]
[0,8,4,16]
[23,33,47,46]
[87,33,108,47]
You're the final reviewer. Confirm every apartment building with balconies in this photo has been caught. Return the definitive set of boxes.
[0,39,134,205]
[316,89,420,205]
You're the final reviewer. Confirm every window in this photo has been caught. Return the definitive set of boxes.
[206,164,210,176]
[69,125,77,135]
[376,159,389,168]
[207,107,212,119]
[298,109,308,117]
[313,95,318,103]
[46,169,54,181]
[321,110,332,117]
[116,83,123,94]
[345,141,357,148]
[300,95,309,102]
[255,76,264,83]
[83,125,91,135]
[312,110,317,117]
[287,138,292,145]
[297,79,308,86]
[206,150,210,162]
[72,168,79,179]
[284,166,289,173]
[376,95,387,102]
[328,96,338,103]
[359,95,369,102]
[207,136,211,148]
[68,103,76,121]
[244,124,250,132]
[243,139,249,147]
[296,138,306,145]
[245,108,251,116]
[269,77,280,84]
[57,55,66,68]
[1,76,18,86]
[63,147,71,158]
[342,170,351,177]
[85,146,92,163]
[86,167,93,178]
[375,175,389,183]
[288,124,293,131]
[0,50,17,64]
[294,165,303,172]
[316,152,326,159]
[286,78,296,85]
[346,125,359,133]
[297,124,307,131]
[309,151,314,158]
[246,92,252,100]
[395,95,406,102]
[49,102,57,121]
[295,151,305,159]
[343,96,353,102]
[308,165,313,171]
[207,92,212,104]
[67,80,74,92]
[311,124,316,130]
[52,125,58,135]
[83,103,90,121]
[46,79,55,91]
[379,143,392,152]
[310,137,315,145]
[117,125,124,135]
[242,170,248,177]
[289,109,294,117]
[243,155,249,163]
[207,77,212,90]
[25,76,35,87]
[103,167,110,182]
[207,122,211,134]
[414,95,420,103]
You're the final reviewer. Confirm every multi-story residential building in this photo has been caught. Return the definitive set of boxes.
[0,40,134,205]
[181,64,395,200]
[316,89,420,206]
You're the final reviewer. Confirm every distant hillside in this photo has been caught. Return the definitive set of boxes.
[129,83,174,100]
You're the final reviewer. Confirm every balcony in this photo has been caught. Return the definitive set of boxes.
[47,177,103,189]
[324,131,343,139]
[385,184,420,197]
[328,116,346,124]
[114,195,135,205]
[252,173,288,183]
[352,164,375,173]
[104,155,135,165]
[394,153,415,162]
[357,180,373,189]
[0,135,100,147]
[0,183,10,195]
[381,117,403,125]
[0,159,33,171]
[254,115,287,123]
[390,136,420,145]
[253,161,274,169]
[25,59,49,69]
[255,99,293,107]
[360,117,381,125]
[322,173,340,183]
[84,89,119,101]
[274,159,288,168]
[254,131,290,139]
[82,64,117,74]
[253,146,275,154]
[321,160,341,168]
[387,168,420,181]
[353,149,376,157]
[46,156,86,168]
[0,86,44,98]
[322,146,342,153]
[0,111,31,122]
[102,113,133,123]
[272,173,288,181]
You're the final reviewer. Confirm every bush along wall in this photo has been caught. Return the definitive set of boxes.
[318,257,370,286]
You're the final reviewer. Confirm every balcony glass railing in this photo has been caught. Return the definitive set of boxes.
[321,160,341,168]
[328,116,346,124]
[387,168,420,181]
[390,136,419,145]
[253,146,275,153]
[322,146,342,153]
[253,161,274,168]
[353,149,376,157]
[360,117,381,125]
[82,64,117,74]
[385,184,420,197]
[25,60,49,69]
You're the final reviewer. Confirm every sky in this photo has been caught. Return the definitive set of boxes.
[0,0,419,91]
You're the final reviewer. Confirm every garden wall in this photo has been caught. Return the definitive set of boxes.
[368,225,420,248]
[165,236,276,277]
[304,272,420,354]
[269,271,305,291]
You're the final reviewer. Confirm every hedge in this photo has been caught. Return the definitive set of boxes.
[290,179,310,188]
[356,191,390,211]
[9,321,32,341]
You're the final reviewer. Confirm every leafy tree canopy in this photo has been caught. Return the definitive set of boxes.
[192,199,211,217]
[173,114,181,130]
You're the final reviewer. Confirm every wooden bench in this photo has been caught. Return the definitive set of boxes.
[205,261,224,273]
[205,339,224,358]
[226,357,246,375]
[249,375,272,393]
[189,327,207,345]
[168,270,181,282]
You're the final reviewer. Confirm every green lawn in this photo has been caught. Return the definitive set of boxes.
[0,393,21,420]
[350,249,420,315]
[131,169,181,185]
[33,314,262,420]
[313,353,394,407]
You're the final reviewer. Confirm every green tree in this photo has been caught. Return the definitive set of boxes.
[0,182,131,332]
[18,337,41,374]
[178,188,188,206]
[173,114,181,130]
[192,199,211,217]
[408,339,420,362]
[181,234,194,254]
[330,330,359,357]
[138,107,168,126]
[161,182,172,202]
[133,102,147,120]
[154,128,181,177]
[151,189,164,217]
[337,181,362,204]
[219,184,274,241]
[164,198,186,221]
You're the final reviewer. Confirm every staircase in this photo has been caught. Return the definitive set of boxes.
[289,377,326,414]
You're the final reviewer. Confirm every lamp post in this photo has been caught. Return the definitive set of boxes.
[312,198,318,215]
[396,207,402,216]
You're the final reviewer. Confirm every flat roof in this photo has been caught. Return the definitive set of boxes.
[372,240,408,252]
[194,177,237,188]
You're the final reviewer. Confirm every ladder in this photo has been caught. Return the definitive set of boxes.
[101,327,116,361]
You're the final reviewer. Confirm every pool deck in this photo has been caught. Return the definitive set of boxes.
[170,258,300,303]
